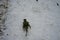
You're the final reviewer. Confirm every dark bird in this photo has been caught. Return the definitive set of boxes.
[36,0,38,2]
[23,19,31,36]
[57,3,59,6]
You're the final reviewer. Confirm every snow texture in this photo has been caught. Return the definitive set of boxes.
[2,0,60,40]
[0,0,8,40]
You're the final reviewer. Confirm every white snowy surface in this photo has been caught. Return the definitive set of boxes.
[4,0,60,40]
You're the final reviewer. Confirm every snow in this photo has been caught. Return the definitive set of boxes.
[2,0,60,40]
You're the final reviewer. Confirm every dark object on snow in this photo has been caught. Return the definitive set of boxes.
[3,28,6,30]
[6,34,8,35]
[57,3,59,6]
[23,19,31,36]
[0,29,2,32]
[36,0,38,2]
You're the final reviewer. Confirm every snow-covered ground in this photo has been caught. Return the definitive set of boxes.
[3,0,60,40]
